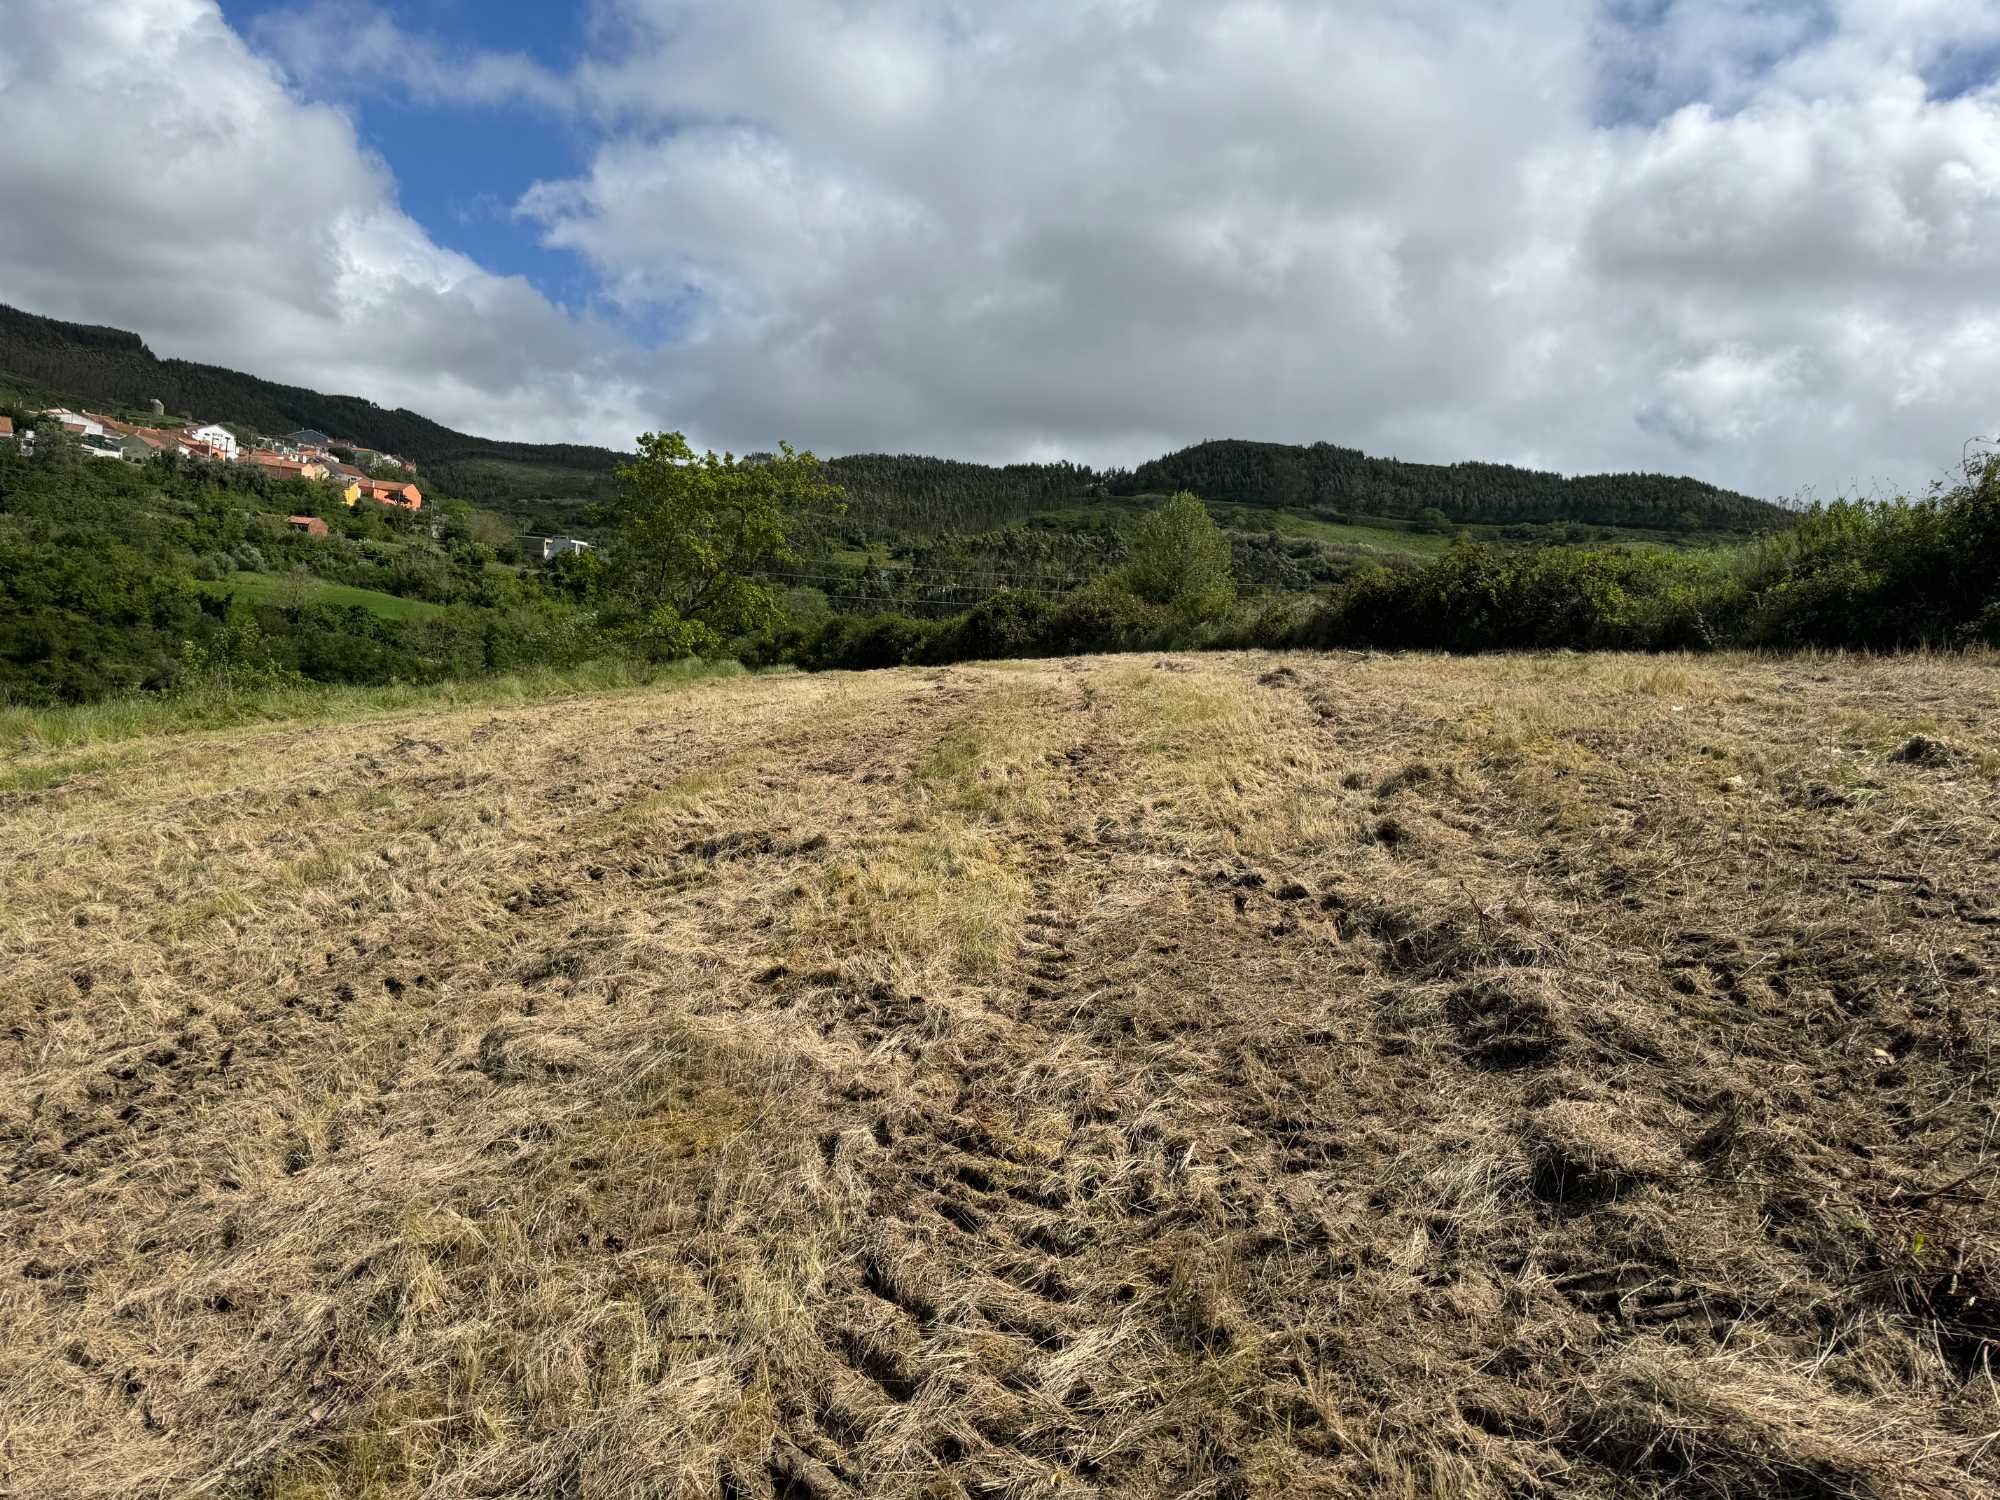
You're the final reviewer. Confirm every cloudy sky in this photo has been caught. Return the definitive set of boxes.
[1,0,1997,497]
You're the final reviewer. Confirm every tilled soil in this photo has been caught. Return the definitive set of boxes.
[2,652,1996,1498]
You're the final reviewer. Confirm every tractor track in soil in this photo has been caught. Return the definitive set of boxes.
[3,652,1996,1498]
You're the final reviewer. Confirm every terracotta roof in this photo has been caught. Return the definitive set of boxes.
[0,417,12,437]
[82,412,172,440]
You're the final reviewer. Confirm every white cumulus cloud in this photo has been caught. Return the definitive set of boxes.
[0,0,639,443]
[3,0,1999,496]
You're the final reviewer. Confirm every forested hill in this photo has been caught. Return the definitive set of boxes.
[0,303,623,504]
[1,301,1785,533]
[820,455,1100,535]
[1115,439,1788,532]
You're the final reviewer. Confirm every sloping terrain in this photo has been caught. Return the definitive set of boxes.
[2,301,1784,534]
[2,653,1996,1498]
[0,302,623,507]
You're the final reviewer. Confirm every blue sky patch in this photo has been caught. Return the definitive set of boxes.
[221,0,595,304]
[1921,37,2000,103]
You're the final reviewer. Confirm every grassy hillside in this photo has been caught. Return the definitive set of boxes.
[195,571,449,621]
[0,431,618,706]
[3,652,1993,1498]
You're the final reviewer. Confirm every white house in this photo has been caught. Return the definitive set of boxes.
[46,408,104,439]
[532,536,595,562]
[188,423,240,460]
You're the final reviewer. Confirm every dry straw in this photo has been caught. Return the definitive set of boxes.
[2,650,1995,1497]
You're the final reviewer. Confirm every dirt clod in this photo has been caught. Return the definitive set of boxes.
[1890,734,1956,767]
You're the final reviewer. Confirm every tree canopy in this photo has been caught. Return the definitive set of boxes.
[1118,491,1236,621]
[1112,438,1787,532]
[608,432,843,656]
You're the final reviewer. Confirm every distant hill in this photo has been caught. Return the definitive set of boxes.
[817,441,1789,541]
[0,301,1786,534]
[818,454,1100,535]
[1114,439,1788,532]
[0,303,623,506]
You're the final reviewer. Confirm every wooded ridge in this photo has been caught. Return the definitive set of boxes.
[0,301,1784,533]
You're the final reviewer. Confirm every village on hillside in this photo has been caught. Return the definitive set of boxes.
[2,404,426,511]
[2,401,606,573]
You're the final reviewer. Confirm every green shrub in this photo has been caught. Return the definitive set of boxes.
[800,612,936,671]
[920,590,1055,663]
[1733,462,1998,647]
[1116,491,1236,622]
[1043,577,1164,654]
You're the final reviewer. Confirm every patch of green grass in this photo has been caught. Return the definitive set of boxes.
[1214,506,1453,557]
[197,572,447,621]
[1014,496,1448,559]
[826,543,903,568]
[152,885,253,939]
[619,769,729,822]
[252,1416,430,1500]
[1017,496,1153,531]
[0,659,742,755]
[0,752,119,793]
[800,823,1032,980]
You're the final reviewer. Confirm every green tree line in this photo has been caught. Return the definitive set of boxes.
[5,420,1996,710]
[1111,439,1790,532]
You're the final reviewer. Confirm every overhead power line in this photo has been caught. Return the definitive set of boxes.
[764,573,1073,600]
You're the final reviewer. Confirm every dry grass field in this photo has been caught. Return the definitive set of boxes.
[3,651,1997,1499]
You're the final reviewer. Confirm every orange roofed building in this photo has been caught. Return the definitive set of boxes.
[359,478,422,511]
[286,515,330,537]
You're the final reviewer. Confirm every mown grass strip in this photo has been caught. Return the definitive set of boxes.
[0,658,747,755]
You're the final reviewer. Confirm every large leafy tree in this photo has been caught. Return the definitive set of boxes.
[1118,490,1236,622]
[608,432,843,654]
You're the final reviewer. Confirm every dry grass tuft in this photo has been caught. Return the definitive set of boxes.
[3,651,1997,1497]
[1566,1341,1966,1498]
